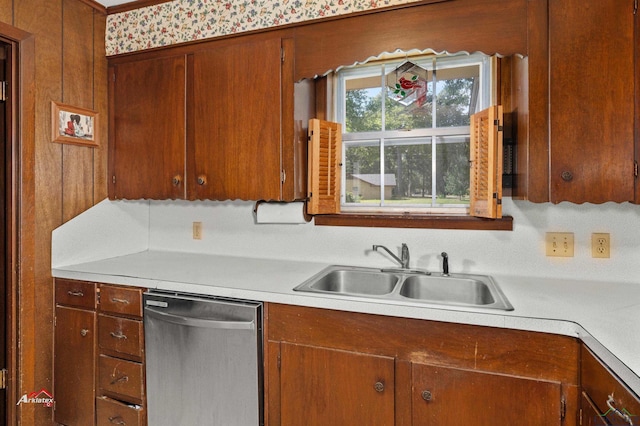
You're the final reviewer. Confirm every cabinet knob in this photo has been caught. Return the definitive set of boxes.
[172,175,182,186]
[80,329,89,337]
[421,390,432,401]
[374,381,385,392]
[197,175,207,186]
[561,171,573,182]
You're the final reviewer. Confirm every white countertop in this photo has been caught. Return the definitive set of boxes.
[52,249,640,395]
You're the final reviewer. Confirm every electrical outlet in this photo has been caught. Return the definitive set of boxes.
[545,232,574,257]
[591,233,610,258]
[193,222,202,240]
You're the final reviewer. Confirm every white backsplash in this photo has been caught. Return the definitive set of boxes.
[144,198,640,284]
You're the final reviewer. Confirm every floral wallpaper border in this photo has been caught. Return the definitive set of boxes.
[106,0,425,56]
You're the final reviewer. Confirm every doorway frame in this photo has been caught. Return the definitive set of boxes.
[0,21,35,426]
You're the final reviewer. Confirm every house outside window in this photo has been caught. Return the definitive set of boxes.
[336,52,493,214]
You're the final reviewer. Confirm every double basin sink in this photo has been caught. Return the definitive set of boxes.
[294,265,513,311]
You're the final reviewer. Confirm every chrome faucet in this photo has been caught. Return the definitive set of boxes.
[373,243,410,269]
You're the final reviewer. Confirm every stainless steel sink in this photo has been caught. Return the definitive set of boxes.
[398,275,495,305]
[307,269,399,295]
[294,266,513,311]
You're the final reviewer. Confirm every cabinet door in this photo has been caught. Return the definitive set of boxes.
[549,0,635,203]
[581,346,640,426]
[188,37,283,201]
[54,306,96,426]
[279,343,395,426]
[411,363,564,425]
[110,55,186,200]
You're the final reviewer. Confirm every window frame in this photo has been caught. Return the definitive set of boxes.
[336,53,490,214]
[310,53,513,231]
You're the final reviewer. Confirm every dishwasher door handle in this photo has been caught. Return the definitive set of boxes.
[145,306,255,330]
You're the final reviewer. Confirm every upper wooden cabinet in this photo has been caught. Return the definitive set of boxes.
[109,35,308,201]
[516,0,638,203]
[109,55,187,200]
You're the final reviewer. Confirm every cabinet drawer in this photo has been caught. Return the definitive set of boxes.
[55,279,97,309]
[98,355,145,405]
[100,285,144,318]
[99,314,144,360]
[581,346,640,423]
[96,396,145,426]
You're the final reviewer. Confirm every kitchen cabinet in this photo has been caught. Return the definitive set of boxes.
[53,279,147,426]
[279,343,395,425]
[265,303,580,426]
[581,345,640,426]
[96,284,146,425]
[54,279,97,426]
[517,0,638,203]
[109,54,186,200]
[109,34,309,202]
[411,363,563,425]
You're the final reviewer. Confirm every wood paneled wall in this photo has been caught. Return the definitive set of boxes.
[0,1,107,424]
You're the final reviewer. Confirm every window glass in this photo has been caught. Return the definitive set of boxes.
[337,52,490,212]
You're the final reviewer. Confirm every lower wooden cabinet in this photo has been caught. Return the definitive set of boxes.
[266,303,581,426]
[54,304,96,426]
[54,279,146,426]
[411,363,563,425]
[279,343,395,425]
[96,396,145,426]
[581,345,640,426]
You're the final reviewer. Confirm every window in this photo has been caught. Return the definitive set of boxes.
[336,52,494,214]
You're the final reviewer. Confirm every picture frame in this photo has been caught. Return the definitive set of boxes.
[51,101,98,147]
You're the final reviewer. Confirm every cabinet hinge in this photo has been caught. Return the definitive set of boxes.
[281,169,286,184]
[0,81,7,102]
[281,47,285,63]
[277,353,281,370]
[112,175,116,184]
[635,161,638,178]
[0,369,7,390]
[634,0,638,15]
[560,396,566,420]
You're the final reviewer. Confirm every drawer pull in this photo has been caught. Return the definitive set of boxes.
[110,297,130,305]
[108,416,126,425]
[111,375,129,385]
[110,331,128,340]
[67,290,84,297]
[606,394,635,425]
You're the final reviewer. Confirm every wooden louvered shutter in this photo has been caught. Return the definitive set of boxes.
[470,105,503,219]
[307,119,342,214]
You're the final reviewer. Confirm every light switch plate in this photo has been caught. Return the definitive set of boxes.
[545,232,574,257]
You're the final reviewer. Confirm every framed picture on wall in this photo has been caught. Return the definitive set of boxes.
[51,101,98,147]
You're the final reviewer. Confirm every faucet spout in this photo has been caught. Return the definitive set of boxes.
[373,243,410,269]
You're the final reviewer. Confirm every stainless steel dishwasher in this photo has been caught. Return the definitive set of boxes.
[144,291,263,425]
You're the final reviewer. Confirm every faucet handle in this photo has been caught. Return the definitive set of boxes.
[441,252,449,276]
